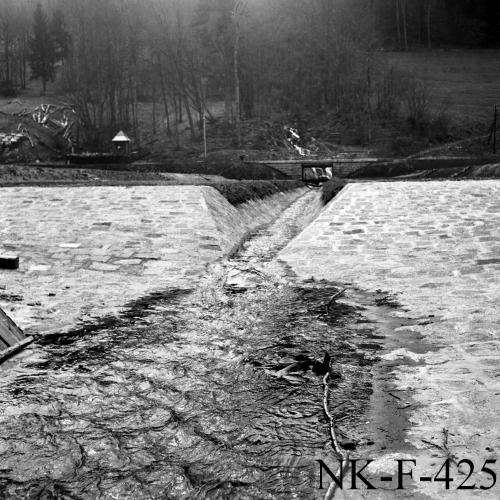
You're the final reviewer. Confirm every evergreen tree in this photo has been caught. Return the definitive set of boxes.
[29,3,55,94]
[50,9,71,62]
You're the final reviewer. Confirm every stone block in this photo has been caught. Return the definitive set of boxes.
[0,254,19,270]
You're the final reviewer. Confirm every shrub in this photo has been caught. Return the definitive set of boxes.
[402,77,452,143]
[0,80,17,97]
[211,180,303,205]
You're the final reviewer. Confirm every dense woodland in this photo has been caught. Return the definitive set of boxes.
[0,0,499,147]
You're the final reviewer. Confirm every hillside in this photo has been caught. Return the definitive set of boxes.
[1,50,500,164]
[385,50,500,124]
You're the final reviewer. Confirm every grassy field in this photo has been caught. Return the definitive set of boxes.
[385,50,500,125]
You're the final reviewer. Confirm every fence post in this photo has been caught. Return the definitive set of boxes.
[494,105,497,154]
[203,114,207,159]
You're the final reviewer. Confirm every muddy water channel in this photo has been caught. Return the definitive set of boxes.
[0,191,386,499]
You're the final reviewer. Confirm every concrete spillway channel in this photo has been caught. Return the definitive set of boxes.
[1,181,499,498]
[0,186,380,498]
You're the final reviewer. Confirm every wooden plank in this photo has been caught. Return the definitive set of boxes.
[0,307,30,364]
[0,307,25,347]
[0,319,21,346]
[0,337,33,364]
[0,337,9,350]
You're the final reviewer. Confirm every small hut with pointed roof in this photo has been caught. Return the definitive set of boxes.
[111,130,131,155]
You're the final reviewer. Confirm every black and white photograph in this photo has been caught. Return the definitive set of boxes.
[0,0,499,498]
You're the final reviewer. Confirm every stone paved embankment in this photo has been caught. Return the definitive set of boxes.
[0,185,302,335]
[280,180,500,497]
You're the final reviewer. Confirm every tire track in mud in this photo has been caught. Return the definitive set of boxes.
[0,190,395,499]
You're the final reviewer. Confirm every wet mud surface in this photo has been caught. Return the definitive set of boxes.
[0,191,401,499]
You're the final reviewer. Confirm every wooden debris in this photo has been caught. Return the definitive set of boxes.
[0,307,32,364]
[325,288,346,314]
[322,361,351,500]
[312,352,331,375]
[0,133,26,148]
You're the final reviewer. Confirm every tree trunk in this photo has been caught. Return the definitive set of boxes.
[183,94,196,141]
[158,58,171,136]
[395,0,402,50]
[177,93,183,123]
[233,18,241,146]
[172,90,180,146]
[21,35,27,89]
[224,69,232,121]
[152,77,157,136]
[4,27,10,83]
[133,79,139,146]
[401,0,408,51]
[426,0,432,49]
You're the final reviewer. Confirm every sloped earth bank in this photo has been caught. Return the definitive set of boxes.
[1,190,406,499]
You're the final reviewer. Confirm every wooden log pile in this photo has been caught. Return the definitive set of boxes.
[17,103,76,148]
[0,132,26,149]
[0,101,78,161]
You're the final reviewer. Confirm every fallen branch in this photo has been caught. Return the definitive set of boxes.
[421,428,459,466]
[387,391,403,401]
[325,288,346,315]
[21,128,34,148]
[322,358,350,500]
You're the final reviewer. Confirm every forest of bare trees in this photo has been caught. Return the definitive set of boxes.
[0,0,499,147]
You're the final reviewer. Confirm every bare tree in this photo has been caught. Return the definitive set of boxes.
[425,0,434,49]
[232,0,246,146]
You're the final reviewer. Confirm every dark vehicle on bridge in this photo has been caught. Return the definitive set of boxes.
[301,165,332,186]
